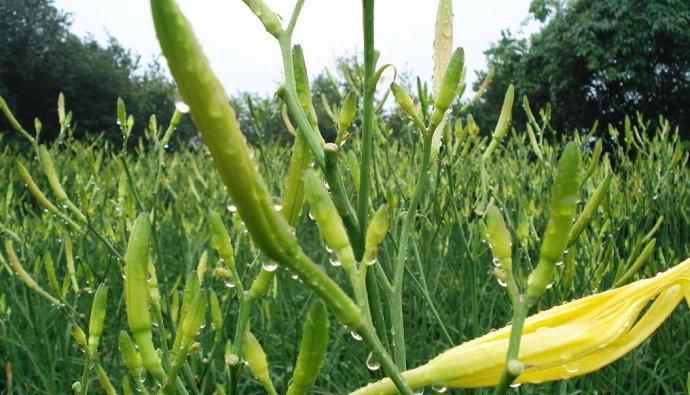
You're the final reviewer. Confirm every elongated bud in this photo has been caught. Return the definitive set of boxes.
[286,300,330,395]
[208,210,236,269]
[244,331,277,395]
[118,331,143,378]
[71,325,88,351]
[527,143,582,303]
[485,206,512,271]
[242,0,282,37]
[44,252,60,293]
[302,169,355,271]
[391,83,424,130]
[88,283,108,355]
[338,90,358,132]
[197,250,208,282]
[429,47,465,131]
[248,269,273,301]
[0,95,34,143]
[433,0,453,97]
[124,213,165,380]
[363,205,389,265]
[178,289,208,349]
[38,145,68,202]
[482,84,515,161]
[173,271,201,354]
[4,240,60,305]
[117,98,127,129]
[568,173,612,246]
[615,239,656,287]
[293,45,319,129]
[209,290,222,344]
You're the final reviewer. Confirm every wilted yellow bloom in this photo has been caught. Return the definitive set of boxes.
[353,259,690,394]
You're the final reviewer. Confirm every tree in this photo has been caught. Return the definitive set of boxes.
[469,0,690,137]
[0,0,182,142]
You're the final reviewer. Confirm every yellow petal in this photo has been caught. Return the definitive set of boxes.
[350,259,690,395]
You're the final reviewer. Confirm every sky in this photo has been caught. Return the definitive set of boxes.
[53,0,537,97]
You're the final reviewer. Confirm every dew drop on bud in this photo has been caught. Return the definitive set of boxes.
[431,385,447,393]
[329,257,341,267]
[365,352,380,371]
[226,204,237,213]
[350,331,362,341]
[262,261,278,272]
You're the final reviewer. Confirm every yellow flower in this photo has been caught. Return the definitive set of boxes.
[352,259,690,394]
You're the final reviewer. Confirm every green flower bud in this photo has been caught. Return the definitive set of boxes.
[485,206,512,271]
[286,300,330,395]
[124,213,166,381]
[208,210,236,269]
[119,331,143,378]
[244,331,277,395]
[302,169,355,271]
[527,143,582,303]
[363,205,390,265]
[209,290,222,344]
[71,325,88,351]
[242,0,282,37]
[338,90,358,132]
[429,47,464,131]
[391,83,424,130]
[88,283,108,355]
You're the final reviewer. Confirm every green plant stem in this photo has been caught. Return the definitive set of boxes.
[358,0,376,246]
[390,135,433,370]
[493,303,528,395]
[277,38,325,168]
[78,353,91,395]
[228,299,252,395]
[359,324,414,395]
[277,38,361,255]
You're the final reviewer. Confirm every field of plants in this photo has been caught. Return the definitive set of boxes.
[1,0,689,394]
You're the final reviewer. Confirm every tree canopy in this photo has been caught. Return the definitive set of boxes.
[470,0,690,137]
[0,0,178,141]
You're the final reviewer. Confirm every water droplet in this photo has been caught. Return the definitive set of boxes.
[432,385,447,393]
[652,194,658,201]
[545,282,554,289]
[555,260,564,267]
[497,278,507,287]
[563,361,580,373]
[492,258,501,267]
[414,388,425,395]
[509,382,522,388]
[175,101,190,113]
[291,273,299,280]
[225,280,236,288]
[325,246,334,254]
[329,257,341,267]
[226,204,237,213]
[308,211,315,220]
[262,261,278,272]
[273,204,282,211]
[367,258,378,266]
[350,331,362,341]
[365,352,380,371]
